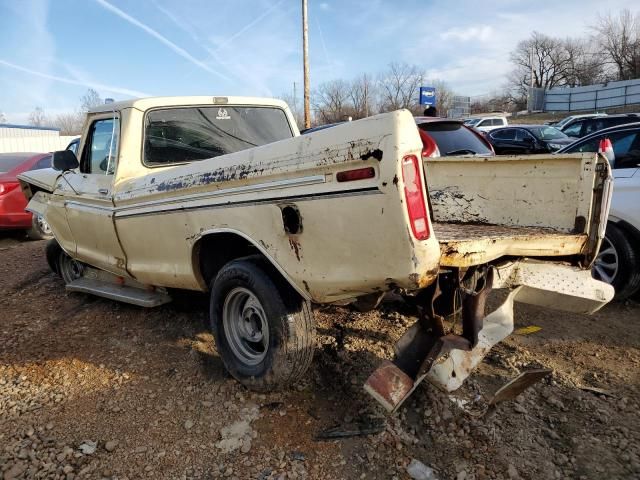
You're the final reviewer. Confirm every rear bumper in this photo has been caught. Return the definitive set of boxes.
[426,259,613,392]
[365,259,613,411]
[0,212,32,229]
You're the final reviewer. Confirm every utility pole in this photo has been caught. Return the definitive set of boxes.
[302,0,310,128]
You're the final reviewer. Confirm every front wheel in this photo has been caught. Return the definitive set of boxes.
[210,257,314,391]
[593,223,640,300]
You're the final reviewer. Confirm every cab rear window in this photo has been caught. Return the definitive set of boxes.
[144,106,293,166]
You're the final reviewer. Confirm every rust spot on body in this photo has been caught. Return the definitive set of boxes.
[289,237,302,261]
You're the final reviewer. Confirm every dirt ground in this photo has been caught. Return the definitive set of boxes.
[1,236,639,480]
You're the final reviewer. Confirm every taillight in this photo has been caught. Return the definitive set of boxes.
[418,129,440,158]
[401,154,430,240]
[336,167,375,182]
[0,182,20,196]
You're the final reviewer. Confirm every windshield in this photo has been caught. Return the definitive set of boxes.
[530,126,568,140]
[0,153,33,173]
[464,119,480,126]
[418,122,493,156]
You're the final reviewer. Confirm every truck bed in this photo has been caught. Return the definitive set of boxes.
[433,222,587,267]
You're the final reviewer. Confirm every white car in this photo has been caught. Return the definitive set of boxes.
[464,116,508,133]
[558,122,640,299]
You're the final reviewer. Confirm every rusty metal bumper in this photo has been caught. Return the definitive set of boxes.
[364,259,614,412]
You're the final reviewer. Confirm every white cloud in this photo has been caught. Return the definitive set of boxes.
[440,25,493,42]
[319,2,330,10]
[0,59,151,98]
[93,0,232,83]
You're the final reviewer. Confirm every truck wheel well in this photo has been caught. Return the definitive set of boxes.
[194,233,300,298]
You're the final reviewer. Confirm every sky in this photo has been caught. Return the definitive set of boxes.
[0,0,638,124]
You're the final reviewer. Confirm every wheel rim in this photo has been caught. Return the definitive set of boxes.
[222,287,269,366]
[593,237,618,284]
[59,255,84,283]
[35,214,52,235]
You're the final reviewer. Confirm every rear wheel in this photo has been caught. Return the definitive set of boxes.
[593,223,640,300]
[210,257,314,391]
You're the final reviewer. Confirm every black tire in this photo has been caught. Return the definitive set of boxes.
[45,239,62,275]
[57,249,85,284]
[593,223,640,300]
[210,257,314,391]
[26,214,53,240]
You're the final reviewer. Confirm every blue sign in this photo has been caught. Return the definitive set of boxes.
[420,87,436,106]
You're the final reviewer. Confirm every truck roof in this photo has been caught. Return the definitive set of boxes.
[88,96,289,114]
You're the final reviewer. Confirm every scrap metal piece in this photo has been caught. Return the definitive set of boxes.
[425,287,521,392]
[314,421,385,440]
[488,368,552,405]
[363,360,415,412]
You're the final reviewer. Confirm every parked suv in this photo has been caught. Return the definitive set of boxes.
[464,116,508,133]
[560,113,640,138]
[557,122,640,299]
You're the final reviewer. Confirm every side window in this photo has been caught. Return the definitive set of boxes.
[563,121,583,137]
[515,129,532,141]
[492,129,515,140]
[478,119,492,127]
[81,118,119,174]
[610,131,640,169]
[583,119,603,136]
[492,118,505,126]
[30,155,52,170]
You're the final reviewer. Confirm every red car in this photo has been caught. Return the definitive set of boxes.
[0,152,53,239]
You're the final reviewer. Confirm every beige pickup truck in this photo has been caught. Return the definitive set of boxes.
[19,96,614,411]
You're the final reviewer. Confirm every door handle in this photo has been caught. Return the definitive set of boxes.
[98,188,109,195]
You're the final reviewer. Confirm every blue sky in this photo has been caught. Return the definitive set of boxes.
[0,0,638,123]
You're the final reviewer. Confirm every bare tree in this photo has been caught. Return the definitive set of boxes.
[592,9,640,80]
[312,79,351,124]
[348,74,377,119]
[28,107,47,127]
[428,79,454,116]
[50,113,84,135]
[80,88,103,112]
[378,62,424,113]
[279,90,304,129]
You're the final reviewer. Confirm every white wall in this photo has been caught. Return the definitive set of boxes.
[0,126,78,153]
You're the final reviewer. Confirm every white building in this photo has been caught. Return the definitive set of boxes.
[0,124,77,153]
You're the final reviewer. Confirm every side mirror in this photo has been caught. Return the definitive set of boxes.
[52,150,79,171]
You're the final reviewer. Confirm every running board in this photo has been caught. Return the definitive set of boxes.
[66,278,172,307]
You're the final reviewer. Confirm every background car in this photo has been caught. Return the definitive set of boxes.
[463,116,508,132]
[414,117,494,157]
[487,125,574,154]
[0,152,53,240]
[557,122,640,299]
[547,112,607,128]
[559,113,640,138]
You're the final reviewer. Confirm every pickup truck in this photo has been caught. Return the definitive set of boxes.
[18,96,614,412]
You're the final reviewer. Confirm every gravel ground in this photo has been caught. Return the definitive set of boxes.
[1,237,639,480]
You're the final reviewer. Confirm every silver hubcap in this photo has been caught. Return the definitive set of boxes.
[36,214,51,235]
[222,287,269,365]
[593,237,618,284]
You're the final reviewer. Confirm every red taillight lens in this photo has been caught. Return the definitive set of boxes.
[336,167,375,182]
[0,182,20,196]
[401,154,430,240]
[418,129,440,158]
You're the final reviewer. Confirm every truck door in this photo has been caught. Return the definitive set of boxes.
[62,114,129,276]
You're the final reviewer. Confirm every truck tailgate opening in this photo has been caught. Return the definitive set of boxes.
[424,153,612,267]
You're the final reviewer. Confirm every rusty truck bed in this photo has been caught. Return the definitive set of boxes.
[432,222,587,267]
